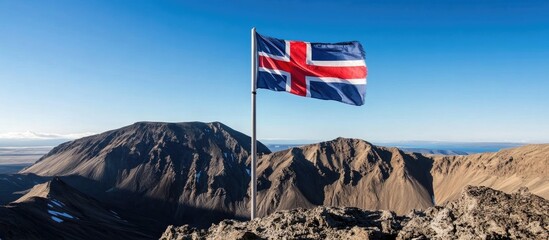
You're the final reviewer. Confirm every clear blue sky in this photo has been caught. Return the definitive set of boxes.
[1,0,548,142]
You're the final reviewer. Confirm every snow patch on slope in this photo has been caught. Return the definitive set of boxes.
[48,210,75,219]
[110,210,121,219]
[50,199,65,208]
[195,171,202,183]
[51,216,63,223]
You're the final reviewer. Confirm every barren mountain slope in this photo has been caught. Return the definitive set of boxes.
[432,144,549,204]
[0,178,152,240]
[20,121,271,228]
[252,138,435,216]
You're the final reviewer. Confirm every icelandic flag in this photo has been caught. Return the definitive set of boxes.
[255,32,368,106]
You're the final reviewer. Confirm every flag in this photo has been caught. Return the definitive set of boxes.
[255,32,368,106]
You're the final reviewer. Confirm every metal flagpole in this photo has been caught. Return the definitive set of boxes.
[250,27,258,220]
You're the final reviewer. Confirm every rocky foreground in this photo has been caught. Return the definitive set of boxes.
[161,186,548,240]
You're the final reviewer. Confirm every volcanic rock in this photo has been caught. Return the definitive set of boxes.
[161,207,406,240]
[398,186,548,239]
[160,186,549,240]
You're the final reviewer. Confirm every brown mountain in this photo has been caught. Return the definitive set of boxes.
[20,121,271,229]
[10,121,548,238]
[0,177,151,240]
[252,140,548,216]
[253,138,435,216]
[431,144,549,203]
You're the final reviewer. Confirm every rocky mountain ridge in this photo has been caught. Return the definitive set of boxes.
[0,177,152,240]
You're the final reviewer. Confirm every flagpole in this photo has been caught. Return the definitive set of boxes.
[250,27,258,220]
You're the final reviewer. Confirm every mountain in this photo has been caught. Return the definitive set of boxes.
[161,186,549,240]
[12,121,548,236]
[0,173,49,204]
[431,144,549,203]
[20,121,271,229]
[0,177,152,240]
[256,140,548,217]
[254,138,435,216]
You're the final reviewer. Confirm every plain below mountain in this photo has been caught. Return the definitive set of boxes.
[400,148,469,155]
